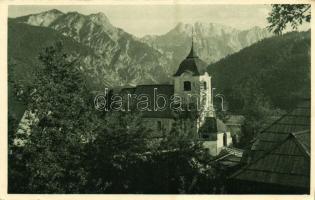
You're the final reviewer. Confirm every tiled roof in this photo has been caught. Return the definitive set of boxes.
[245,98,310,162]
[173,45,208,77]
[231,129,310,188]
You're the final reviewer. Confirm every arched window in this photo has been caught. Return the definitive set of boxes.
[184,81,191,91]
[203,82,207,90]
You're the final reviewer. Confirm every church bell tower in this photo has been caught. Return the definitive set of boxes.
[173,32,215,125]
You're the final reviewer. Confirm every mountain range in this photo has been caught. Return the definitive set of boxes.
[142,22,271,65]
[10,9,272,87]
[8,9,310,120]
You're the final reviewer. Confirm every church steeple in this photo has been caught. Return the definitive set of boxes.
[187,27,198,58]
[173,26,208,77]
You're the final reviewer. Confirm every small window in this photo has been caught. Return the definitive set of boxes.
[184,81,191,91]
[203,82,207,90]
[202,134,209,139]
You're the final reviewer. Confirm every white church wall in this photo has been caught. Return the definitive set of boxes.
[202,140,218,156]
[174,72,201,101]
[202,132,233,156]
[217,132,233,153]
[173,71,214,129]
[226,132,233,146]
[198,72,212,110]
[216,132,225,154]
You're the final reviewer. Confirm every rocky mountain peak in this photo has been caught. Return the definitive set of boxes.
[172,22,192,35]
[46,9,64,15]
[170,22,239,38]
[88,12,112,27]
[142,21,272,65]
[15,8,64,27]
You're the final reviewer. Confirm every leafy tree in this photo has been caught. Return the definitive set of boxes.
[83,111,154,193]
[9,42,97,193]
[143,118,219,194]
[83,111,219,194]
[268,4,311,34]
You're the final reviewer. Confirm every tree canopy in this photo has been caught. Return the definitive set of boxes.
[268,4,311,34]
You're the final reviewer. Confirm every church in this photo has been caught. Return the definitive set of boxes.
[120,40,232,156]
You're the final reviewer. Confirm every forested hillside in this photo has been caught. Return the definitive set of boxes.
[209,30,310,112]
[8,20,93,121]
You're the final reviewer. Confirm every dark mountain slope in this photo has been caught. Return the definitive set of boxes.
[8,21,93,121]
[209,30,310,112]
[11,10,172,86]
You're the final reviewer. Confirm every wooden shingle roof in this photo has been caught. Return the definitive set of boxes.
[246,98,310,162]
[231,130,310,188]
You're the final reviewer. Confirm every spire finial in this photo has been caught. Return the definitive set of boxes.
[191,26,194,50]
[187,25,197,58]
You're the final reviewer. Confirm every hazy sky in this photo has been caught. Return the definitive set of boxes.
[8,5,307,37]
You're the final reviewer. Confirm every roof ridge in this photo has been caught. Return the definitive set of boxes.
[254,113,288,140]
[230,131,310,180]
[292,129,310,135]
[255,99,310,139]
[290,129,310,157]
[229,133,293,179]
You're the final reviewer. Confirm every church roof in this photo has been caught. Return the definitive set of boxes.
[120,84,175,119]
[173,44,208,77]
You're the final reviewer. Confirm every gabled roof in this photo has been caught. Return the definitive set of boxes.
[245,98,310,163]
[293,130,310,156]
[230,129,310,188]
[173,45,208,77]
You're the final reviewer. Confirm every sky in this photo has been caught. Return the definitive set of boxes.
[8,5,309,37]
